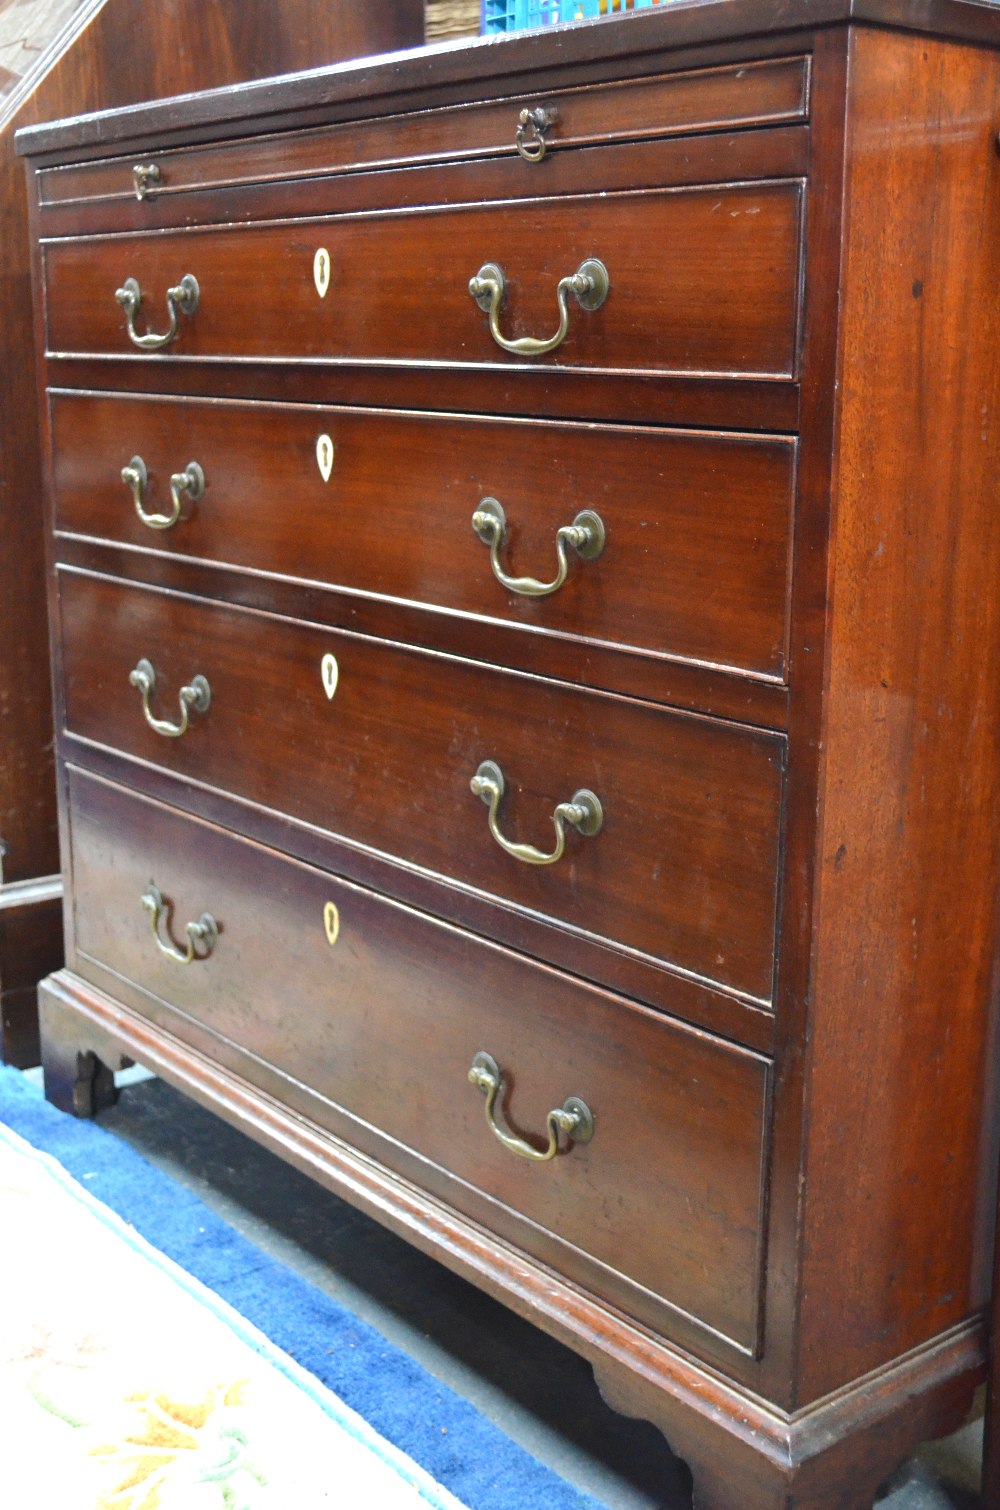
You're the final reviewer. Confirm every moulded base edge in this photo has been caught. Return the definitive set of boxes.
[36,968,985,1510]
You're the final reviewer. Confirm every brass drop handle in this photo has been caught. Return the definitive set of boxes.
[115,274,199,351]
[470,759,602,866]
[472,497,605,597]
[141,883,217,965]
[468,1051,594,1162]
[515,106,558,163]
[469,258,608,357]
[129,657,211,738]
[121,456,205,530]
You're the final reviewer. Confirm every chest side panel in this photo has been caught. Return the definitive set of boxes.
[796,26,1000,1402]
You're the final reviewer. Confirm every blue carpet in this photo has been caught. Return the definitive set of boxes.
[0,1063,609,1510]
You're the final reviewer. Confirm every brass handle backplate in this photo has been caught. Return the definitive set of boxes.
[516,106,558,163]
[468,258,608,357]
[129,657,211,738]
[468,1051,593,1162]
[470,759,602,866]
[122,455,205,530]
[141,883,217,965]
[472,496,605,597]
[115,273,199,351]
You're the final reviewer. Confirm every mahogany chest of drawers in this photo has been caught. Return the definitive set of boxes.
[18,3,1000,1503]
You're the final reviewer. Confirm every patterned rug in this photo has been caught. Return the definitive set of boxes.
[0,1065,607,1510]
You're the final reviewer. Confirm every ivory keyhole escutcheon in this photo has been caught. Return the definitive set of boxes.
[316,434,335,483]
[313,247,331,299]
[323,901,340,947]
[321,653,339,700]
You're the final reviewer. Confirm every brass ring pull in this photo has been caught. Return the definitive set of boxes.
[468,1051,594,1162]
[141,883,217,965]
[515,106,558,163]
[472,497,605,597]
[121,456,205,530]
[132,163,161,200]
[129,657,211,738]
[469,258,609,358]
[115,273,199,351]
[470,759,602,866]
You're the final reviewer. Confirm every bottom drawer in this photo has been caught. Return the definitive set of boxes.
[67,765,772,1356]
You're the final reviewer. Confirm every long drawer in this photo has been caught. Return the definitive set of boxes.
[37,56,810,209]
[50,391,796,683]
[42,179,804,380]
[57,569,784,1008]
[67,765,772,1356]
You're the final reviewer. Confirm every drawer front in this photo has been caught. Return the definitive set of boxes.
[43,181,804,380]
[38,57,810,208]
[51,391,796,682]
[68,766,772,1354]
[58,570,784,1007]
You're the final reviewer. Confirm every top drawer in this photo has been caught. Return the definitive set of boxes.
[36,57,810,208]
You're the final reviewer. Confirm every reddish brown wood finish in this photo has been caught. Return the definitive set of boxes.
[45,350,802,436]
[34,123,810,242]
[36,55,810,208]
[58,726,779,1056]
[42,182,804,380]
[21,5,1000,1506]
[792,26,1000,1403]
[0,0,425,1063]
[52,532,791,734]
[68,766,772,1355]
[56,568,785,1012]
[50,391,796,684]
[743,21,850,1426]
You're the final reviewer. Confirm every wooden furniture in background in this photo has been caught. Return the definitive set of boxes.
[17,2,1000,1502]
[0,0,425,1067]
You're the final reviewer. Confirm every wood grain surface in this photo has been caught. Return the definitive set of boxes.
[42,180,804,382]
[68,764,772,1355]
[50,390,796,684]
[793,26,1000,1402]
[35,55,810,208]
[56,568,785,1011]
[425,0,479,40]
[34,124,809,243]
